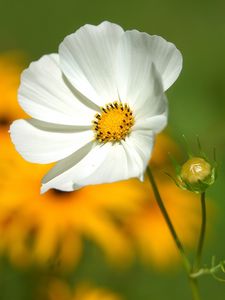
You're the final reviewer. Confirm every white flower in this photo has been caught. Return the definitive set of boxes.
[10,21,182,193]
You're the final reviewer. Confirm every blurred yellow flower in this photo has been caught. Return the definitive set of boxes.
[46,279,122,300]
[0,128,147,269]
[0,51,27,123]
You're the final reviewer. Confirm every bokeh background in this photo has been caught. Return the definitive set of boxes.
[0,0,225,299]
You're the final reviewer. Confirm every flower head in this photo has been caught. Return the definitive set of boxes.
[10,21,182,192]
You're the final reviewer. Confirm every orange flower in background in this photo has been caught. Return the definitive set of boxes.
[0,51,27,123]
[46,279,122,300]
[0,129,145,269]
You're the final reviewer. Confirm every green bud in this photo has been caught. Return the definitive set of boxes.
[168,137,217,194]
[179,157,216,193]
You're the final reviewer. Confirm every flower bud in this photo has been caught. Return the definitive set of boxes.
[179,157,215,193]
[181,157,211,183]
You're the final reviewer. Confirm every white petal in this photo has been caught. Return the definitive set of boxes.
[146,34,183,91]
[19,54,96,125]
[116,34,155,110]
[10,119,93,164]
[116,41,168,133]
[133,114,168,134]
[117,30,182,93]
[59,21,124,106]
[41,142,111,193]
[41,129,154,193]
[123,129,155,175]
[116,32,168,120]
[72,130,154,188]
[78,142,142,187]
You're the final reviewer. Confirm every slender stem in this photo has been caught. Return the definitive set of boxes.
[146,166,201,300]
[189,278,201,300]
[146,166,191,272]
[195,192,206,269]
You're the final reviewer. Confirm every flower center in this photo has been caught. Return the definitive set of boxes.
[92,101,135,143]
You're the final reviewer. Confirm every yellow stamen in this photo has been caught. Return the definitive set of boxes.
[92,101,135,143]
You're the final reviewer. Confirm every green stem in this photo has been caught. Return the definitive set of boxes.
[146,166,201,300]
[146,167,190,272]
[189,278,201,300]
[195,192,206,269]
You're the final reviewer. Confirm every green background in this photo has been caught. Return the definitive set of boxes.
[1,0,225,299]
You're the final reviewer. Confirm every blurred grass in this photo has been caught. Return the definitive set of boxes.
[1,0,225,299]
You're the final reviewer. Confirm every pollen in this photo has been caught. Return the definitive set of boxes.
[92,101,135,143]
